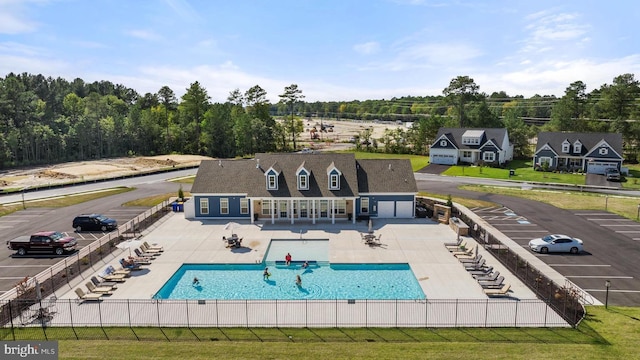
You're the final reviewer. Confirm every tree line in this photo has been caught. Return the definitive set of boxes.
[0,72,639,169]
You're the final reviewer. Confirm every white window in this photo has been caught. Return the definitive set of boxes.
[462,151,472,158]
[319,200,328,217]
[330,174,339,189]
[220,198,229,214]
[440,140,447,147]
[279,200,288,218]
[483,152,495,162]
[335,200,346,215]
[360,197,369,214]
[562,142,570,153]
[574,142,582,153]
[240,198,248,214]
[267,174,277,189]
[539,157,552,166]
[262,200,273,215]
[200,198,209,215]
[298,174,308,190]
[599,148,608,155]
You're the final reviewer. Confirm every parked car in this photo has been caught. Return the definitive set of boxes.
[604,168,621,181]
[72,214,118,232]
[7,231,77,256]
[528,234,583,254]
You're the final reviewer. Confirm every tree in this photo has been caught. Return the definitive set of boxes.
[548,81,588,131]
[279,84,305,150]
[157,86,177,152]
[443,76,480,127]
[180,81,210,154]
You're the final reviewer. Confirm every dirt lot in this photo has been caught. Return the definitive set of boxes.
[0,120,404,190]
[0,155,212,191]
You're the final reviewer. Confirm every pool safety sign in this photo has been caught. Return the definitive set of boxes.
[2,341,58,359]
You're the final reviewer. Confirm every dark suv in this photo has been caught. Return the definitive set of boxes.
[72,214,118,232]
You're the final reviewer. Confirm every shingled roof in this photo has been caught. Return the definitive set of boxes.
[191,153,417,198]
[535,132,623,153]
[435,128,508,150]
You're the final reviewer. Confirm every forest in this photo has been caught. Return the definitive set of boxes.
[0,72,639,169]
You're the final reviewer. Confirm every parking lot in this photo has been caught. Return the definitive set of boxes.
[0,206,146,295]
[470,205,640,306]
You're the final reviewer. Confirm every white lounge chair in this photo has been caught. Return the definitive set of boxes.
[75,288,103,302]
[484,283,511,297]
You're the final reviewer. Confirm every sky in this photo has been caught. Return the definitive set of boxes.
[1,0,639,103]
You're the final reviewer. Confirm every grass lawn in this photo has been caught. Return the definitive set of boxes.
[457,185,640,221]
[3,306,632,359]
[443,159,588,185]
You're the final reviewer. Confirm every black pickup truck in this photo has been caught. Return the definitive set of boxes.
[6,231,77,256]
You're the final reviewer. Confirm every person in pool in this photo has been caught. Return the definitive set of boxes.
[295,274,302,287]
[301,261,309,269]
[263,267,271,280]
[193,277,200,285]
[285,253,292,266]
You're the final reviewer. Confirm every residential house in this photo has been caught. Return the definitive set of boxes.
[185,153,418,224]
[533,132,623,174]
[429,128,513,166]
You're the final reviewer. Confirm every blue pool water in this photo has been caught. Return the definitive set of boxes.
[153,263,426,300]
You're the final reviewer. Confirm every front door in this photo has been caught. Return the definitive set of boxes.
[299,200,308,219]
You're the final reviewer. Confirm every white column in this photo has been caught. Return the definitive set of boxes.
[271,199,275,224]
[352,198,356,224]
[290,199,294,225]
[331,199,335,224]
[312,199,316,225]
[250,198,254,224]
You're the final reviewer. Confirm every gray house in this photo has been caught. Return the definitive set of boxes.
[186,153,418,224]
[533,132,623,174]
[429,128,513,166]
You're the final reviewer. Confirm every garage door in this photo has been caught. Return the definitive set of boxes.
[431,154,456,165]
[587,162,618,174]
[396,201,414,218]
[377,201,395,217]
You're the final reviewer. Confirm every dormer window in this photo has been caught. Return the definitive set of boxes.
[298,174,308,190]
[562,141,570,153]
[330,174,339,189]
[268,174,277,189]
[573,141,582,153]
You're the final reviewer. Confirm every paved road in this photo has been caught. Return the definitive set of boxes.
[417,173,640,306]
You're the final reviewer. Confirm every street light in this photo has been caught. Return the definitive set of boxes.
[605,280,611,309]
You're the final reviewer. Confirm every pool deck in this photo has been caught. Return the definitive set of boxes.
[58,213,540,301]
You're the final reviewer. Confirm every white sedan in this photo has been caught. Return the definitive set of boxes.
[528,234,584,254]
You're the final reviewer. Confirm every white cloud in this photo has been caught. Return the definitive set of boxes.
[353,41,381,55]
[0,1,40,34]
[125,29,163,42]
[360,42,482,72]
[520,10,589,54]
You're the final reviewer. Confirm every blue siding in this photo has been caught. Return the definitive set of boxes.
[194,195,251,219]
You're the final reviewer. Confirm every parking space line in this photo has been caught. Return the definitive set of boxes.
[587,218,634,221]
[484,223,537,226]
[615,230,640,233]
[499,229,548,233]
[549,264,611,267]
[575,213,614,216]
[566,275,633,279]
[603,225,640,227]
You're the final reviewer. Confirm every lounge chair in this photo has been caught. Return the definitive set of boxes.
[484,283,512,297]
[106,265,131,277]
[467,266,494,276]
[142,241,164,252]
[443,237,462,247]
[126,256,152,265]
[464,258,487,271]
[473,271,500,281]
[479,275,505,288]
[458,254,482,263]
[140,243,163,254]
[75,288,103,302]
[91,276,119,288]
[85,282,114,295]
[119,258,143,270]
[446,241,467,252]
[134,248,157,259]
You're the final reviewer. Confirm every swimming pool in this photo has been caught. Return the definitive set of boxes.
[153,263,426,300]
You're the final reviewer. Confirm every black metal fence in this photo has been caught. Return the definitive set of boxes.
[448,204,586,327]
[0,297,568,338]
[0,200,172,325]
